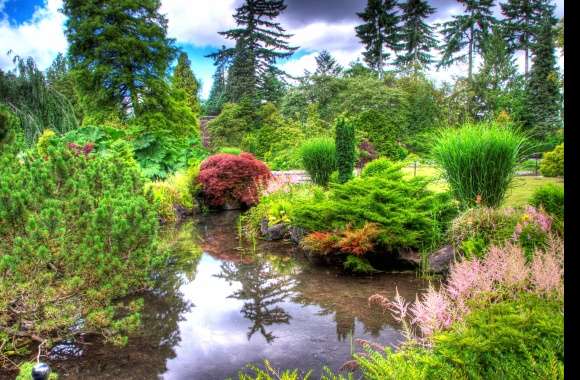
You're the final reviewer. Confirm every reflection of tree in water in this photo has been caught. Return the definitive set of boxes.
[216,261,295,343]
[49,227,202,380]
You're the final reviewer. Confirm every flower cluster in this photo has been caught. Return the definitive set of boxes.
[369,236,563,339]
[512,205,552,240]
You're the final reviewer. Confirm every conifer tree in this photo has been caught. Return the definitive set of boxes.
[438,0,497,81]
[260,66,286,104]
[524,13,561,139]
[171,52,201,115]
[206,46,229,115]
[500,0,557,76]
[314,50,343,77]
[209,0,297,104]
[46,52,83,122]
[335,117,356,183]
[62,0,176,117]
[355,0,400,78]
[396,0,438,73]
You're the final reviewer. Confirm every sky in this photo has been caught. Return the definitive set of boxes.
[0,0,564,99]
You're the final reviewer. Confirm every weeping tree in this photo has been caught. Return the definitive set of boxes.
[0,56,78,144]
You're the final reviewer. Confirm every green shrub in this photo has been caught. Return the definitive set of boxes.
[540,143,564,177]
[335,117,356,183]
[432,122,528,208]
[300,138,337,187]
[360,157,405,179]
[351,294,563,380]
[292,167,457,252]
[219,146,242,155]
[450,206,556,259]
[530,184,564,228]
[0,138,162,361]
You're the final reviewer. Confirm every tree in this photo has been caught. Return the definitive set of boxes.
[171,52,201,116]
[396,0,438,73]
[46,52,83,122]
[500,0,557,76]
[438,0,497,81]
[0,56,77,144]
[470,26,525,120]
[335,117,356,183]
[208,0,297,104]
[524,13,561,139]
[314,50,343,76]
[260,66,287,104]
[62,0,176,118]
[355,0,400,78]
[554,16,563,54]
[205,46,229,116]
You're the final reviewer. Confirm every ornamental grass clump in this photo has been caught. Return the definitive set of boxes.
[432,122,528,208]
[299,137,337,187]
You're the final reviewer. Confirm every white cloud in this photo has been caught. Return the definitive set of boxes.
[160,0,239,47]
[0,0,67,70]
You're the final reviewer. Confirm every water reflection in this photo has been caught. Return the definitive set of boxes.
[216,261,294,343]
[48,211,428,380]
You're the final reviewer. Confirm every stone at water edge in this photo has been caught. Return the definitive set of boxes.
[427,245,456,274]
[260,219,288,241]
[289,226,307,245]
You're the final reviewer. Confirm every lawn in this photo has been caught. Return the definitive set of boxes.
[402,164,563,208]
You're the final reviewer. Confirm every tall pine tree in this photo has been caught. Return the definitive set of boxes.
[524,12,561,139]
[208,0,297,104]
[355,0,400,78]
[314,50,343,77]
[396,0,438,74]
[206,46,230,115]
[438,0,497,81]
[62,0,176,118]
[500,0,557,76]
[171,52,201,116]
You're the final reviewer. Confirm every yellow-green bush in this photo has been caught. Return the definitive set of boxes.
[540,143,564,177]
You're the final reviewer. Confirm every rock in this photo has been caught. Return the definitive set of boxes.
[288,226,307,245]
[397,248,422,267]
[260,219,287,241]
[427,245,456,274]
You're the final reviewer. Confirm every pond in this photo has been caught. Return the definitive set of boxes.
[49,211,429,379]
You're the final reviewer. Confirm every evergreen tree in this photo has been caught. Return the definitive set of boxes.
[62,0,176,118]
[438,0,497,81]
[500,0,557,76]
[260,66,287,104]
[335,117,356,183]
[206,46,230,115]
[208,0,297,104]
[524,13,561,139]
[314,50,343,76]
[396,0,438,73]
[355,0,400,78]
[471,26,524,120]
[171,52,201,115]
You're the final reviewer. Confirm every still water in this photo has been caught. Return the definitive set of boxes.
[50,211,428,379]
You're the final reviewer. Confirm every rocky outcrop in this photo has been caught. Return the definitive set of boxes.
[260,219,288,241]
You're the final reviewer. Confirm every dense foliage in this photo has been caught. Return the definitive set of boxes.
[539,143,563,177]
[0,137,162,363]
[335,117,356,183]
[299,138,337,187]
[197,153,272,208]
[432,122,528,208]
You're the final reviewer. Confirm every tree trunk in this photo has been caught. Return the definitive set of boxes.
[468,26,474,81]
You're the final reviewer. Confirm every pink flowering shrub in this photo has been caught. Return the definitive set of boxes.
[369,236,563,341]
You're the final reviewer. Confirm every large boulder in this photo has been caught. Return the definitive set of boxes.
[427,245,456,274]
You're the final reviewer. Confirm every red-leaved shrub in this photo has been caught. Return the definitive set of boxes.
[197,152,272,207]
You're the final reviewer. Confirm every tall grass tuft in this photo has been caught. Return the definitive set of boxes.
[300,137,337,187]
[432,122,528,208]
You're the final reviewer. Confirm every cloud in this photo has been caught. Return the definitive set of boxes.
[0,0,67,70]
[160,0,240,47]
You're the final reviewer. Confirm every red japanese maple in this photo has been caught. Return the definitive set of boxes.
[197,152,272,207]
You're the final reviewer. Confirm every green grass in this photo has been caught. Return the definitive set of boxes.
[400,164,563,208]
[504,176,564,208]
